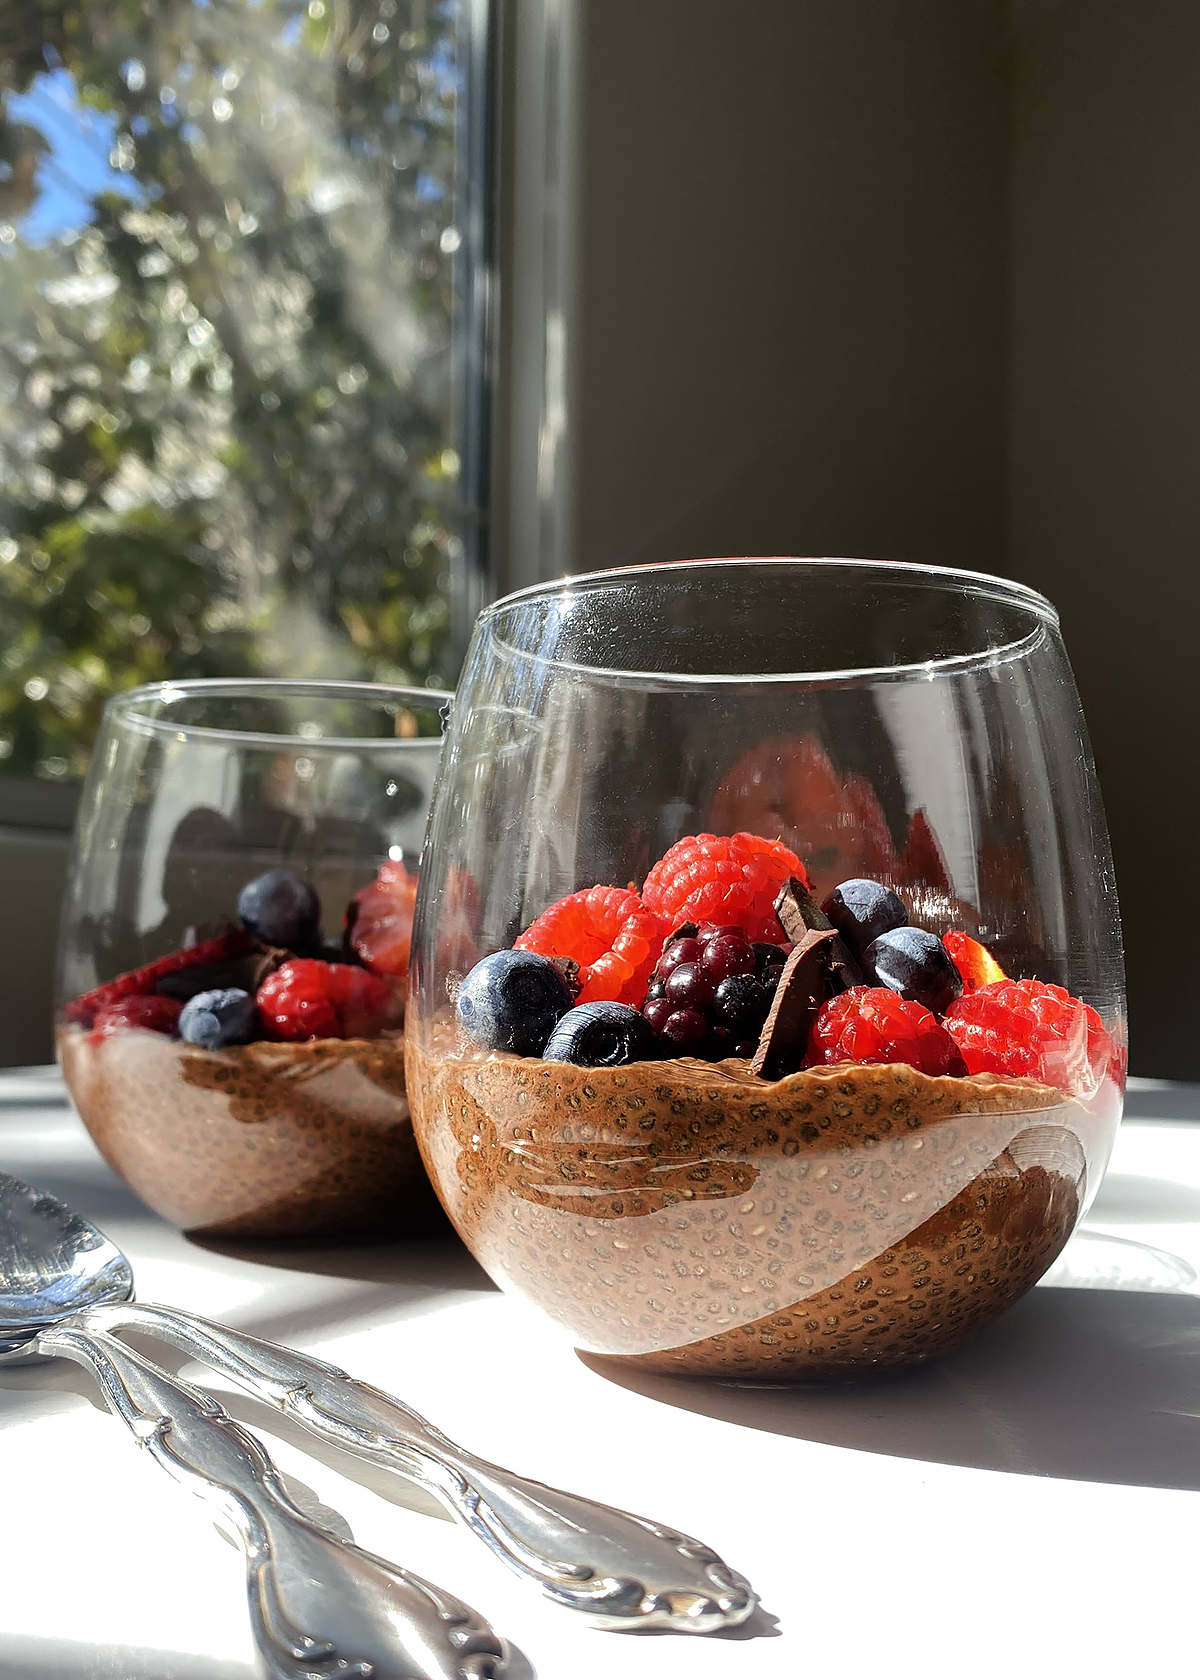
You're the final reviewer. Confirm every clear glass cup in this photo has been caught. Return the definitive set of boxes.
[56,679,448,1239]
[406,558,1126,1381]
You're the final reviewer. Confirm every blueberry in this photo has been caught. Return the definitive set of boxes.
[179,987,260,1048]
[822,878,908,956]
[543,1002,661,1067]
[237,869,321,951]
[455,949,573,1055]
[863,926,963,1015]
[713,973,768,1031]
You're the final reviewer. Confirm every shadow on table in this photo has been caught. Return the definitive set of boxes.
[1122,1082,1200,1122]
[584,1283,1200,1493]
[1088,1172,1200,1225]
[3,1163,153,1228]
[191,1212,497,1290]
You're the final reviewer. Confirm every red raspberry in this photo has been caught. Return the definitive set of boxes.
[64,929,253,1027]
[92,995,183,1041]
[349,860,419,983]
[806,986,966,1077]
[515,886,668,1006]
[257,960,393,1042]
[942,930,1007,993]
[944,978,1116,1097]
[642,832,808,944]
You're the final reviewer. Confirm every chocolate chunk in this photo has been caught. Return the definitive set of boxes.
[154,945,288,1003]
[751,927,837,1080]
[773,877,863,992]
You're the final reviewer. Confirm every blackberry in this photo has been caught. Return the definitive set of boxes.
[641,921,778,1061]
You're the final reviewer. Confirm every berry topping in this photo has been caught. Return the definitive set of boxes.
[643,998,674,1033]
[641,921,774,1060]
[92,995,183,1040]
[862,926,963,1016]
[806,987,966,1077]
[663,922,699,946]
[942,930,1007,993]
[514,885,668,1006]
[238,869,321,952]
[944,979,1117,1096]
[663,962,717,1012]
[455,949,574,1055]
[642,832,807,944]
[699,933,758,984]
[658,1007,709,1053]
[697,924,746,945]
[713,973,769,1031]
[348,859,419,983]
[752,940,787,976]
[256,959,392,1042]
[659,936,702,977]
[64,929,253,1026]
[179,988,260,1049]
[821,878,908,956]
[543,1001,662,1067]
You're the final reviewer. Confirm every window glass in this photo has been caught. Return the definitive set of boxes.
[0,0,486,810]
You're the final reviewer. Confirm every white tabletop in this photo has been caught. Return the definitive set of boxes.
[1,1069,1198,1680]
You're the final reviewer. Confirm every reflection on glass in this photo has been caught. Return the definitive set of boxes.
[0,0,485,794]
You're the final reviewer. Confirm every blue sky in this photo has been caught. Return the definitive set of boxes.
[5,68,141,245]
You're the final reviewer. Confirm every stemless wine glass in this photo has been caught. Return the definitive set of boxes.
[407,558,1125,1381]
[56,679,448,1239]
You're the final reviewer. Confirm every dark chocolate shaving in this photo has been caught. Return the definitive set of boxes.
[773,877,863,992]
[751,926,838,1080]
[154,945,288,1003]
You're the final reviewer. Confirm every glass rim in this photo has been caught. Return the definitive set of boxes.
[104,677,452,751]
[479,556,1060,686]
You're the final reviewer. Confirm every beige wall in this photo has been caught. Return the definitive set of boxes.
[1008,0,1200,1074]
[530,0,1194,1077]
[570,0,1012,577]
[0,830,67,1067]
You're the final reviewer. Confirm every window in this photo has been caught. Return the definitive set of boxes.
[0,0,492,820]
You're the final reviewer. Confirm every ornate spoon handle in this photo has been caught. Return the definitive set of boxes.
[38,1320,507,1680]
[93,1301,756,1633]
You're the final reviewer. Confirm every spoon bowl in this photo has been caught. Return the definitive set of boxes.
[0,1177,134,1361]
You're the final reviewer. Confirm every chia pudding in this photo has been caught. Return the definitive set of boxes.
[59,1025,432,1239]
[408,1031,1111,1379]
[405,832,1124,1379]
[58,860,436,1238]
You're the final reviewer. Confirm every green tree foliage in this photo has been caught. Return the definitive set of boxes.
[0,0,464,783]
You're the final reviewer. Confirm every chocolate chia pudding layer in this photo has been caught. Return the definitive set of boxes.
[408,1031,1109,1379]
[59,1023,437,1239]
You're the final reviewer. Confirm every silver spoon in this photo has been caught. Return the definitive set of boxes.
[0,1175,507,1680]
[0,1174,756,1633]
